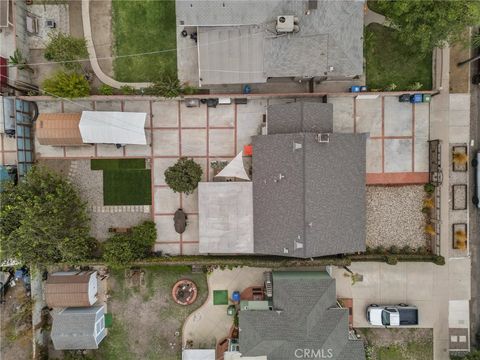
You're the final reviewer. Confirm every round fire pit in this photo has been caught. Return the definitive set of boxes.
[172,279,198,305]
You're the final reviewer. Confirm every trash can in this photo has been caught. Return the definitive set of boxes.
[422,94,432,103]
[410,94,423,103]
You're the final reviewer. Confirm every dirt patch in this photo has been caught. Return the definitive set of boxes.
[0,283,33,360]
[37,159,72,177]
[450,31,471,94]
[94,266,208,360]
[357,328,433,360]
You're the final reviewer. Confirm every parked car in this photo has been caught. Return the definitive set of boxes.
[366,304,418,327]
[472,152,480,207]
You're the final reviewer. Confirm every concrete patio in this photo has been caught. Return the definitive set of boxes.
[182,266,269,348]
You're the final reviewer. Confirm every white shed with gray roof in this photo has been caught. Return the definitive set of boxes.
[51,305,106,350]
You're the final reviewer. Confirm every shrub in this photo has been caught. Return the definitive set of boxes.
[375,245,386,254]
[385,82,398,91]
[99,84,114,95]
[9,49,33,73]
[417,246,429,255]
[389,245,399,254]
[424,223,436,236]
[44,32,88,70]
[42,71,90,98]
[386,255,398,265]
[102,221,157,268]
[120,85,136,95]
[145,73,181,98]
[401,245,413,254]
[453,151,468,165]
[182,84,199,95]
[164,158,203,195]
[406,82,423,91]
[365,246,373,254]
[433,256,445,266]
[423,197,434,209]
[424,183,435,194]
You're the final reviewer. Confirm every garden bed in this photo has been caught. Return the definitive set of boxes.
[452,146,468,172]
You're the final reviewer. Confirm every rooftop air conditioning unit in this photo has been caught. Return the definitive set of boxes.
[316,133,330,143]
[276,15,298,33]
[45,19,56,28]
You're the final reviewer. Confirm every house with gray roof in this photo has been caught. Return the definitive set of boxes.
[176,0,364,86]
[252,101,367,258]
[238,271,365,360]
[51,305,107,350]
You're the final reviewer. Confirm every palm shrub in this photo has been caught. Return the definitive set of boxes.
[9,49,33,73]
[453,151,468,165]
[164,158,203,194]
[42,71,90,98]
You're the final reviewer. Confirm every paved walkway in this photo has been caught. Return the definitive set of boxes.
[81,0,152,89]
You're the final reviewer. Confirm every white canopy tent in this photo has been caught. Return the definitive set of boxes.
[215,151,250,180]
[79,111,147,145]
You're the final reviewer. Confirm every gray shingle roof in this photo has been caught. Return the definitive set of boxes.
[267,102,333,134]
[239,272,365,360]
[51,306,105,350]
[252,130,367,258]
[177,0,363,84]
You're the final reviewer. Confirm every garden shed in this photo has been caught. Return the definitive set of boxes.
[46,271,98,308]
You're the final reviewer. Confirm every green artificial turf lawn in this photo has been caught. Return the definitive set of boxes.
[213,290,229,305]
[112,0,177,82]
[91,159,146,171]
[365,23,432,91]
[103,169,151,205]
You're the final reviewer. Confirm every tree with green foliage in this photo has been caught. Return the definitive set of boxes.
[0,166,95,264]
[371,0,480,54]
[42,71,90,98]
[102,221,157,268]
[451,350,480,360]
[44,32,88,70]
[164,158,203,194]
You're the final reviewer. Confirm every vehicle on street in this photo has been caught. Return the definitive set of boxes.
[472,151,480,207]
[367,304,419,327]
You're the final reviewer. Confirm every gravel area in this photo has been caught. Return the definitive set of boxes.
[69,160,104,206]
[366,185,428,249]
[91,212,151,241]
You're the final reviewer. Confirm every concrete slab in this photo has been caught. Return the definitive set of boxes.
[355,97,382,137]
[384,139,412,173]
[266,98,296,105]
[449,94,470,111]
[3,136,17,151]
[154,242,180,255]
[4,152,17,164]
[153,158,178,186]
[65,146,95,158]
[182,190,199,213]
[406,263,434,301]
[63,100,94,112]
[414,103,430,139]
[183,214,199,241]
[208,129,235,157]
[238,99,267,114]
[208,105,235,127]
[34,139,64,157]
[154,215,180,242]
[384,97,413,137]
[414,139,429,172]
[182,242,200,255]
[152,129,179,156]
[94,100,122,111]
[96,144,124,157]
[330,96,354,133]
[449,110,470,127]
[366,138,382,173]
[36,101,62,113]
[379,263,407,303]
[123,100,151,115]
[448,126,469,143]
[124,144,151,157]
[154,187,180,214]
[181,105,207,127]
[152,101,179,127]
[237,112,262,153]
[181,129,207,156]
